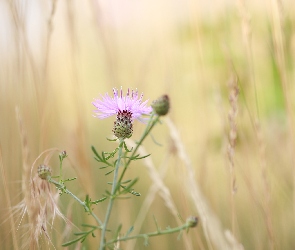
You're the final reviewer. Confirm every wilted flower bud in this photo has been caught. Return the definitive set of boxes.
[112,110,133,139]
[59,150,68,162]
[37,164,52,180]
[61,150,67,158]
[186,216,198,228]
[151,95,170,116]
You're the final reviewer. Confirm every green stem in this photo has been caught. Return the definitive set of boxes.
[115,114,159,193]
[105,222,191,246]
[99,140,124,250]
[59,160,62,182]
[48,178,102,226]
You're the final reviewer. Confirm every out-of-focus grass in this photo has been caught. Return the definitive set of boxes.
[0,0,295,249]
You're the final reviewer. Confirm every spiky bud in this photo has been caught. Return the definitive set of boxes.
[186,216,198,228]
[112,110,133,139]
[37,165,52,180]
[151,95,170,116]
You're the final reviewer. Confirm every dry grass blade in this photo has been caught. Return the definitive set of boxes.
[0,146,19,250]
[165,117,243,250]
[227,76,239,236]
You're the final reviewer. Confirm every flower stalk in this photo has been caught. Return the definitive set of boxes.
[99,140,124,250]
[48,177,103,227]
[104,217,197,247]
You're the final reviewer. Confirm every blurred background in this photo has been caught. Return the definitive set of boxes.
[0,0,295,249]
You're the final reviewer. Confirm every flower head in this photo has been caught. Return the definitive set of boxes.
[112,110,133,139]
[37,164,52,180]
[92,87,152,121]
[186,216,198,228]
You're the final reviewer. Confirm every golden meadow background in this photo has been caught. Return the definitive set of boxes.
[1,0,295,249]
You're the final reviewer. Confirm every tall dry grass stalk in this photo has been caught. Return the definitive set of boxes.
[7,0,40,97]
[166,117,243,250]
[0,147,19,250]
[227,77,239,236]
[255,122,276,249]
[236,0,259,118]
[269,0,295,212]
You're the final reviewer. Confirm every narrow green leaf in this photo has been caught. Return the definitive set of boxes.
[64,177,77,182]
[105,190,111,196]
[134,154,151,160]
[123,178,138,191]
[114,224,122,240]
[91,146,102,161]
[106,137,117,141]
[150,133,163,146]
[123,141,133,152]
[121,179,132,184]
[153,215,160,231]
[94,157,101,162]
[74,231,89,236]
[105,169,114,175]
[125,226,134,237]
[62,236,84,247]
[102,151,107,161]
[92,197,107,204]
[81,223,98,228]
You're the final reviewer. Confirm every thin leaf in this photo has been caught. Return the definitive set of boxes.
[121,179,132,184]
[150,133,163,146]
[106,137,117,142]
[122,178,138,191]
[92,146,102,160]
[63,177,77,182]
[123,141,133,152]
[62,236,84,247]
[81,223,99,229]
[120,178,141,195]
[153,215,160,232]
[114,224,122,240]
[99,165,109,169]
[92,197,107,204]
[105,169,114,175]
[125,226,134,237]
[74,231,89,236]
[133,154,151,160]
[105,190,111,196]
[125,153,151,160]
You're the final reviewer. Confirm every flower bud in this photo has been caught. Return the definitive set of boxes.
[186,216,198,228]
[112,110,133,139]
[59,150,68,162]
[151,95,170,116]
[37,165,52,180]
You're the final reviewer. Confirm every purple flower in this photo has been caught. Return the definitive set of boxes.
[92,87,152,122]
